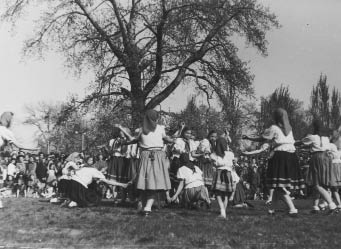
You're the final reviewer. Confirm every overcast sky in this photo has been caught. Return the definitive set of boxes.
[1,0,341,146]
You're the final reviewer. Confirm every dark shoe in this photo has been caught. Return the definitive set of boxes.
[288,213,298,218]
[327,209,339,215]
[143,210,151,217]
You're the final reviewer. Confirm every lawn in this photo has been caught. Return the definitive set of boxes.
[0,197,340,249]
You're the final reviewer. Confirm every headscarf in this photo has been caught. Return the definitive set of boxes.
[272,108,292,136]
[0,112,14,128]
[142,109,159,135]
[215,137,227,158]
[65,152,81,163]
[179,153,195,173]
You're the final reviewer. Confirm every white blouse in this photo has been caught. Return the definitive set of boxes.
[177,165,204,189]
[172,138,198,160]
[72,167,105,188]
[262,125,296,152]
[139,125,166,149]
[210,151,235,171]
[301,134,330,152]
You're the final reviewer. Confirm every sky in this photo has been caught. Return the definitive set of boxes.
[0,0,341,146]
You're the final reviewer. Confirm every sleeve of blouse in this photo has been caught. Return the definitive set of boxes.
[196,166,203,175]
[262,126,276,140]
[173,138,182,151]
[109,139,114,148]
[93,169,105,180]
[176,167,185,179]
[198,139,210,153]
[301,135,314,145]
[211,154,225,166]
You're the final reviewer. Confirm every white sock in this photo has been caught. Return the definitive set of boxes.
[329,202,337,210]
[312,206,320,211]
[289,208,298,214]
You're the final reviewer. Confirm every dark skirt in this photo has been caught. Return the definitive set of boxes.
[169,157,181,188]
[106,156,125,182]
[212,169,233,193]
[127,158,139,182]
[197,157,214,186]
[58,179,71,196]
[266,151,305,189]
[233,181,246,205]
[136,150,171,190]
[307,151,333,187]
[68,180,101,207]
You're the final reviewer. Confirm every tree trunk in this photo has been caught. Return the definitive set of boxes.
[130,95,145,130]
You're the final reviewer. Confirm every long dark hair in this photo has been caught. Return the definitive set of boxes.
[273,108,292,136]
[214,137,228,158]
[312,119,330,137]
[179,153,195,172]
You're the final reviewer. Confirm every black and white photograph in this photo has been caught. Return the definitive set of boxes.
[0,0,341,248]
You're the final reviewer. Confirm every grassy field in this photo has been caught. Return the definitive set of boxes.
[0,197,340,249]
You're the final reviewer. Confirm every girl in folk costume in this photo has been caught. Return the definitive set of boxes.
[328,132,341,210]
[296,120,337,213]
[116,110,175,216]
[242,143,274,204]
[0,112,37,207]
[196,130,218,188]
[67,158,128,208]
[106,127,129,198]
[243,108,304,216]
[52,152,82,204]
[125,128,141,202]
[170,127,198,197]
[210,137,236,218]
[26,155,38,197]
[170,153,210,209]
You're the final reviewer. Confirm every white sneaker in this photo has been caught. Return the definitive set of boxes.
[0,200,3,209]
[68,201,78,208]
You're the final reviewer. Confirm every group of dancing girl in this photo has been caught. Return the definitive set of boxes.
[1,108,341,219]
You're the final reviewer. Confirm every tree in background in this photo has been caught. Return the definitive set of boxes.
[310,74,330,128]
[2,0,279,128]
[257,85,309,139]
[330,87,341,130]
[24,102,61,154]
[310,74,341,130]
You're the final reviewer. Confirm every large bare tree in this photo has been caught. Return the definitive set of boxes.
[3,0,279,127]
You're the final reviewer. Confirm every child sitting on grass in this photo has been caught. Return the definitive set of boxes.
[169,153,211,209]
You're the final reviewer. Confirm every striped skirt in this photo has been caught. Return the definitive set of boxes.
[136,150,171,190]
[197,156,214,186]
[106,156,125,182]
[266,151,305,189]
[212,169,233,193]
[306,151,332,187]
